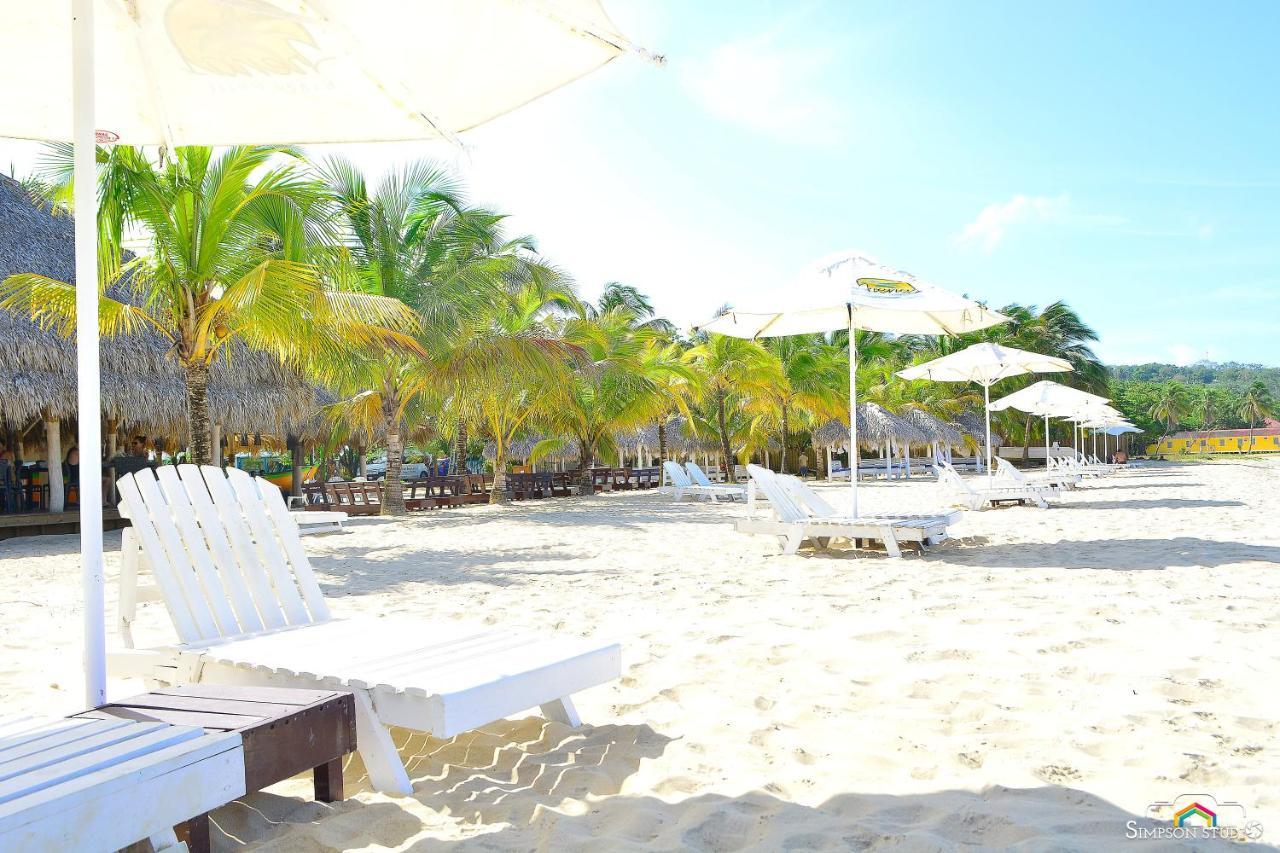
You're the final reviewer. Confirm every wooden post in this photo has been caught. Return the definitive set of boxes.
[826,446,833,481]
[105,419,117,460]
[290,436,304,498]
[44,416,64,513]
[211,423,222,468]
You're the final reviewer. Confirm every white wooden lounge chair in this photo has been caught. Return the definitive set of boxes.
[737,464,958,557]
[0,714,244,852]
[935,461,1053,510]
[662,461,744,502]
[111,465,621,795]
[685,462,747,500]
[993,456,1079,491]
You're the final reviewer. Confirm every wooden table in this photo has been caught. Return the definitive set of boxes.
[74,685,356,853]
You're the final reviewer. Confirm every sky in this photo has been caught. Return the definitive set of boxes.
[4,0,1279,366]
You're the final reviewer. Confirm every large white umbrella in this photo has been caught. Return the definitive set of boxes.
[694,250,1007,516]
[1,0,652,706]
[987,380,1110,469]
[896,342,1071,484]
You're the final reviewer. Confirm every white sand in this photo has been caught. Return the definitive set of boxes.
[1,458,1277,850]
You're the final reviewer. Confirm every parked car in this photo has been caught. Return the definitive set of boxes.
[365,459,429,480]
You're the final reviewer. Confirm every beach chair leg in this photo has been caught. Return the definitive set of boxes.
[879,527,902,558]
[119,527,139,648]
[1035,494,1048,509]
[352,690,412,795]
[780,530,804,555]
[173,814,210,853]
[814,537,831,550]
[540,696,581,727]
[314,758,345,802]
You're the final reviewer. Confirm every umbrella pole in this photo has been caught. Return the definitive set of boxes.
[983,381,993,486]
[848,316,858,517]
[73,0,106,707]
[1044,413,1051,469]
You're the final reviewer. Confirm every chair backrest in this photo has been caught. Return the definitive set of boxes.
[993,456,1028,484]
[663,461,693,487]
[934,461,975,496]
[117,464,331,645]
[745,464,806,523]
[777,474,838,519]
[685,461,714,487]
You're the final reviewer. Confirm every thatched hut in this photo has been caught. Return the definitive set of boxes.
[899,406,965,449]
[0,174,324,461]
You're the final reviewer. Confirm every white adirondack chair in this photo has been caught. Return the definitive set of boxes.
[935,461,1053,510]
[662,461,743,502]
[737,465,958,557]
[685,462,747,500]
[993,456,1079,491]
[111,465,621,795]
[0,714,244,852]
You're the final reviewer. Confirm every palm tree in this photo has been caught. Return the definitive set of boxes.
[443,283,579,503]
[1148,381,1191,441]
[1,145,414,464]
[752,334,846,472]
[548,310,688,496]
[319,158,560,513]
[1237,381,1275,454]
[683,333,782,474]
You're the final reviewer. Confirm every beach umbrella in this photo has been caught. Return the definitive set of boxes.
[0,0,654,706]
[897,342,1071,484]
[988,380,1109,469]
[693,251,1006,516]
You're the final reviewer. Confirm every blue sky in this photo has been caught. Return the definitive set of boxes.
[4,1,1278,365]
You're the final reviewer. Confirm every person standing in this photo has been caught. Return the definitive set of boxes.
[798,451,810,478]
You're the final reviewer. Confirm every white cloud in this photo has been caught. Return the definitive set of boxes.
[682,32,845,145]
[954,193,1070,252]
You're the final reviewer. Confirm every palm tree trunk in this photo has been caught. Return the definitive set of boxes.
[716,390,733,479]
[381,387,407,515]
[657,419,668,466]
[451,423,468,474]
[780,405,789,474]
[578,438,595,497]
[490,449,508,504]
[1021,414,1032,462]
[1248,418,1256,454]
[183,360,213,465]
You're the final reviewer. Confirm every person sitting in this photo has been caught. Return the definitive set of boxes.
[62,447,81,507]
[109,436,155,479]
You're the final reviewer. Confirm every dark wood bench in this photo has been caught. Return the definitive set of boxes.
[324,481,383,515]
[76,685,356,853]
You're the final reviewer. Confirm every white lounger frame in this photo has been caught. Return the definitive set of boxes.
[111,465,621,795]
[935,462,1053,510]
[738,465,958,557]
[0,715,244,852]
[663,461,744,502]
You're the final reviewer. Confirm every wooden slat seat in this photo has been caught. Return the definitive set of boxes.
[0,715,243,852]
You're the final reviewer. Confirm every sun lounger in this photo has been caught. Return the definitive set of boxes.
[935,461,1053,510]
[111,464,622,795]
[737,464,959,557]
[685,462,747,499]
[993,457,1079,491]
[662,462,743,501]
[0,714,244,852]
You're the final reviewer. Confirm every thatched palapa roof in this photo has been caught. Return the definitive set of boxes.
[813,403,929,450]
[899,406,965,446]
[0,174,323,439]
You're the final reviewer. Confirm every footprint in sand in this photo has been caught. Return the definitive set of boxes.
[1035,764,1082,783]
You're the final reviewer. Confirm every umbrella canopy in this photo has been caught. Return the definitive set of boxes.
[0,0,649,707]
[897,343,1072,483]
[694,251,1006,516]
[988,380,1110,468]
[4,1,652,146]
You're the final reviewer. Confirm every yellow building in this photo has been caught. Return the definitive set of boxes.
[1147,428,1280,455]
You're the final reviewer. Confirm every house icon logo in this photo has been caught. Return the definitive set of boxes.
[1131,794,1263,841]
[1173,802,1216,828]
